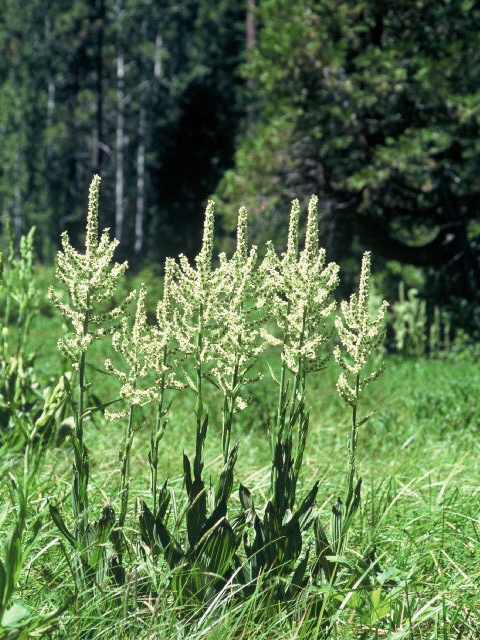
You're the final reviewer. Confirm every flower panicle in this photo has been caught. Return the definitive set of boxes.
[199,205,274,402]
[304,194,319,262]
[335,251,389,406]
[263,196,338,374]
[86,174,101,257]
[49,175,131,365]
[286,199,300,262]
[235,206,248,265]
[106,284,183,414]
[357,250,371,318]
[196,200,215,275]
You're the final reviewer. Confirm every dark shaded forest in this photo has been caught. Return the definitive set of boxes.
[2,0,480,308]
[0,0,246,263]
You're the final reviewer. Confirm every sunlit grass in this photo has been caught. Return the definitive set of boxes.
[1,193,479,638]
[9,339,478,638]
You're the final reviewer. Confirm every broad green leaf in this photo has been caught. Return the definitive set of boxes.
[215,442,239,508]
[289,547,309,594]
[0,561,6,608]
[292,481,319,531]
[330,498,343,554]
[370,587,391,623]
[49,504,78,549]
[139,500,155,548]
[1,602,30,627]
[197,518,236,577]
[265,360,280,385]
[239,484,254,513]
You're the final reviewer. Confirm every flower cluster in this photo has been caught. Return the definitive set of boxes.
[263,196,340,375]
[164,201,224,375]
[105,278,183,418]
[334,251,389,406]
[48,175,134,367]
[208,206,272,408]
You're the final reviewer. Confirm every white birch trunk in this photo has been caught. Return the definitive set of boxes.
[154,31,163,80]
[115,0,125,243]
[135,100,146,255]
[45,4,55,234]
[45,7,55,160]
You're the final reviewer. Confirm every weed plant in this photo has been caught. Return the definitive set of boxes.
[0,224,67,452]
[0,177,479,639]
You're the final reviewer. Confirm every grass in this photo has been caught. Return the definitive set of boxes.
[1,203,479,639]
[2,303,479,639]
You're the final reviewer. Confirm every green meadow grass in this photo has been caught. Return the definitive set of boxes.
[1,193,479,639]
[3,305,479,639]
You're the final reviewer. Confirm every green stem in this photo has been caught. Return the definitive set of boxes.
[289,310,307,507]
[151,406,161,515]
[15,305,23,359]
[274,301,291,446]
[276,356,287,434]
[77,351,86,449]
[271,341,288,496]
[346,373,360,511]
[119,404,135,529]
[76,297,90,448]
[16,283,32,357]
[222,351,239,464]
[3,271,11,341]
[73,303,90,540]
[289,309,307,430]
[151,346,167,514]
[195,304,204,427]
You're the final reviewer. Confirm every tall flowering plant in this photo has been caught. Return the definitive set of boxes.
[48,175,134,587]
[209,206,273,462]
[314,251,388,588]
[105,271,185,531]
[164,201,219,426]
[233,197,340,600]
[261,195,339,513]
[138,203,249,601]
[334,251,388,529]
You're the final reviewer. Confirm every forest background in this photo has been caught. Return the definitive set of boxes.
[1,0,480,319]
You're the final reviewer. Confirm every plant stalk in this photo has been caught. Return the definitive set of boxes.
[222,352,239,463]
[346,373,360,513]
[119,403,135,529]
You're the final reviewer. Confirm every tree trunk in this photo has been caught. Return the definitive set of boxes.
[135,88,146,255]
[45,0,55,237]
[115,0,125,243]
[92,0,105,175]
[45,5,55,155]
[154,31,163,80]
[246,0,256,61]
[246,0,256,123]
[135,26,162,256]
[135,15,155,256]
